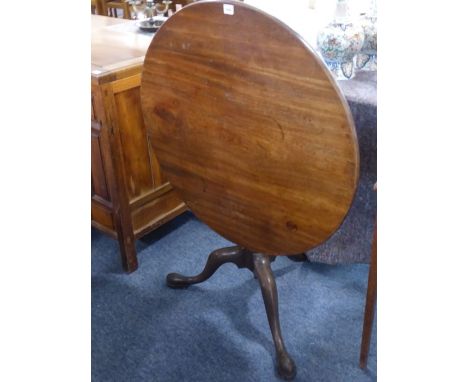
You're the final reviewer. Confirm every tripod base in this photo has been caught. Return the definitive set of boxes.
[166,246,297,380]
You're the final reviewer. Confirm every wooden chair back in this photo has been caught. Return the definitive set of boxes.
[105,0,132,19]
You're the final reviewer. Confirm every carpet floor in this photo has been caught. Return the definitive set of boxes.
[92,212,377,382]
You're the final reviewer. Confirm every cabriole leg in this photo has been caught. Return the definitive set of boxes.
[166,246,251,288]
[253,253,296,380]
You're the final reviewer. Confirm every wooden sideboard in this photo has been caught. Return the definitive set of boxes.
[91,15,187,272]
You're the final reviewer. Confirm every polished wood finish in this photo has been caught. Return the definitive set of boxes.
[92,15,187,272]
[91,16,151,77]
[141,1,359,256]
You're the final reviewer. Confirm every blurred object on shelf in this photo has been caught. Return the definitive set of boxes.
[128,0,149,19]
[356,0,377,71]
[317,0,364,80]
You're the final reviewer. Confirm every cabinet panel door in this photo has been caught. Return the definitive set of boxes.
[91,120,110,200]
[114,87,154,199]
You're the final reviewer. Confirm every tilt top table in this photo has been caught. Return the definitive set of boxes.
[141,1,359,379]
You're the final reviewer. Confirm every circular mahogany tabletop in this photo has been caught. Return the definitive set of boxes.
[141,0,359,255]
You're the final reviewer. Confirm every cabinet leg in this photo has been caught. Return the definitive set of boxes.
[117,230,138,273]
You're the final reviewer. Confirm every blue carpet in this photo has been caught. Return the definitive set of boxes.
[92,212,376,381]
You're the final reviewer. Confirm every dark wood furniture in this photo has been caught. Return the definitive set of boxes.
[91,15,187,272]
[141,1,359,379]
[360,185,377,369]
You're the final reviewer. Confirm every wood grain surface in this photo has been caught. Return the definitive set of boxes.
[141,0,359,255]
[91,15,187,271]
[91,15,152,78]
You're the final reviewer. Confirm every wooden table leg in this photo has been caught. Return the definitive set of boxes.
[166,246,247,288]
[166,249,295,380]
[359,220,377,368]
[253,253,296,380]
